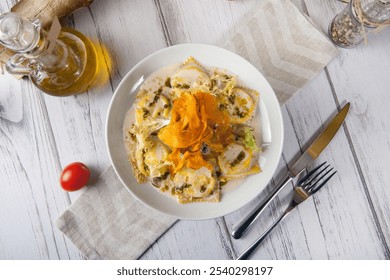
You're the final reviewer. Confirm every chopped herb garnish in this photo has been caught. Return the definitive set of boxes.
[152,172,170,185]
[219,180,228,187]
[174,183,191,194]
[228,94,236,104]
[148,94,160,107]
[165,77,171,88]
[231,151,245,167]
[161,172,170,180]
[241,127,260,152]
[142,108,150,118]
[201,143,209,154]
[128,131,136,141]
[177,84,190,89]
[179,183,191,190]
[233,106,246,118]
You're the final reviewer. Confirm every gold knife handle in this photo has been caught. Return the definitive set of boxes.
[231,172,293,239]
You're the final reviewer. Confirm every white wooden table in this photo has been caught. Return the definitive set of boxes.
[1,0,390,260]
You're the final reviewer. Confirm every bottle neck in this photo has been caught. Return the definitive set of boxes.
[26,32,69,73]
[0,12,69,74]
[0,13,41,52]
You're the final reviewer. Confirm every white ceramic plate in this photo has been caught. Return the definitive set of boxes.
[106,44,283,220]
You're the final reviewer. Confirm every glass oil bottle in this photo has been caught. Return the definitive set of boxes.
[0,12,98,96]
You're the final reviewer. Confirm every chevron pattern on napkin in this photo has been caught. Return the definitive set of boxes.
[56,0,338,260]
[224,0,338,104]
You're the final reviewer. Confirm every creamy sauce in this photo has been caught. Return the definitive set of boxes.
[123,63,181,153]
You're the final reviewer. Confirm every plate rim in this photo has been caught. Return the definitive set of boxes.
[106,43,284,220]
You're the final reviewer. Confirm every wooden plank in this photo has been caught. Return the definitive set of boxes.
[0,74,24,123]
[0,80,82,259]
[304,0,390,256]
[224,105,309,259]
[225,71,386,259]
[284,72,385,259]
[0,1,24,122]
[43,0,169,204]
[1,0,389,260]
[141,0,300,260]
[154,0,319,259]
[305,0,390,257]
[0,0,83,260]
[222,0,388,260]
[138,0,244,260]
[37,0,169,258]
[143,0,295,259]
[156,0,257,45]
[40,0,235,259]
[141,219,234,259]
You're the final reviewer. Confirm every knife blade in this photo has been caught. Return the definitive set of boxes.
[288,102,350,176]
[231,102,350,239]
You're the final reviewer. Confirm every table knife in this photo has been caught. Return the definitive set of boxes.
[231,102,350,239]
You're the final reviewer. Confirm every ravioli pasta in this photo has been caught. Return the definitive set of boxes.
[125,57,262,204]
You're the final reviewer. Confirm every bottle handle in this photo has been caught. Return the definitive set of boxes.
[6,53,31,76]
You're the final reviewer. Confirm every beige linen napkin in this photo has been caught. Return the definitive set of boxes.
[57,168,176,259]
[56,0,338,260]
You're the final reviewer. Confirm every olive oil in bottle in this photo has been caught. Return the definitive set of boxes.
[0,13,98,96]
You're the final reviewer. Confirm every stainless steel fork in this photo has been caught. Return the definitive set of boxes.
[236,162,337,260]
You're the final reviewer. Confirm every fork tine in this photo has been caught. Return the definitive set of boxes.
[297,162,327,186]
[301,164,330,190]
[307,170,337,194]
[305,167,333,192]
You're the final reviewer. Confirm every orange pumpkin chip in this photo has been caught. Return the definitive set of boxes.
[159,91,233,174]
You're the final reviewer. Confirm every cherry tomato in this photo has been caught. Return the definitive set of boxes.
[60,162,90,191]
